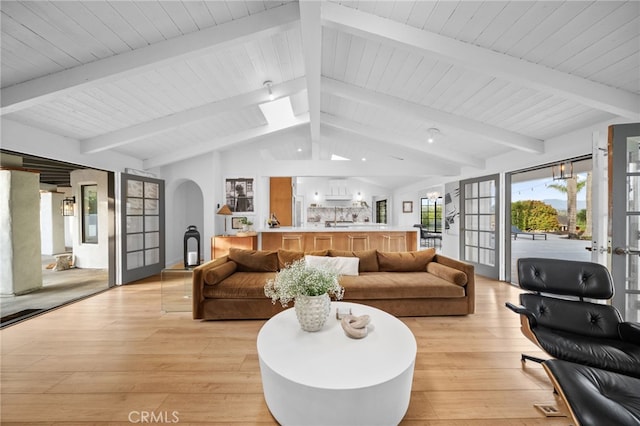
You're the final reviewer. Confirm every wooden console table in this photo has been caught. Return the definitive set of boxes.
[211,235,257,259]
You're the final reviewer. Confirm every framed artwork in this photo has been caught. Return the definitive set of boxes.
[225,177,254,213]
[402,201,413,213]
[231,217,246,229]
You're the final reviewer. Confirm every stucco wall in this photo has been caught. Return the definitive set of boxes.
[0,169,43,295]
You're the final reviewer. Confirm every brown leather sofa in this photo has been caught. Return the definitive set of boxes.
[192,247,475,320]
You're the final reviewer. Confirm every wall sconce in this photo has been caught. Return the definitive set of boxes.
[263,80,274,101]
[552,161,573,180]
[314,191,319,201]
[356,192,362,201]
[61,196,75,216]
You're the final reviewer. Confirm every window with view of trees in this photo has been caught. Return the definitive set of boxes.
[376,200,387,224]
[421,197,442,232]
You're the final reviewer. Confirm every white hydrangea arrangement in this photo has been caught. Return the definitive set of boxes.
[264,259,344,307]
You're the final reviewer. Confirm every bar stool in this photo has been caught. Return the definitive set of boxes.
[348,235,370,251]
[382,234,406,252]
[282,234,303,251]
[314,235,333,250]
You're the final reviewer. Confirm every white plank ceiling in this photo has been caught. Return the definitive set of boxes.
[1,0,639,189]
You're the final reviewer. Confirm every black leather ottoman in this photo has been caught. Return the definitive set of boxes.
[543,359,640,426]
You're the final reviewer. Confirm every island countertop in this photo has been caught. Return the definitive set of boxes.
[259,225,417,233]
[259,227,418,252]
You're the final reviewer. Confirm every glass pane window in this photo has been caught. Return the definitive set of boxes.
[420,197,443,233]
[82,184,98,244]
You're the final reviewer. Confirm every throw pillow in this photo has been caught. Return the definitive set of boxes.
[277,249,305,270]
[204,261,237,286]
[53,254,73,271]
[304,255,359,276]
[377,248,436,272]
[427,262,468,286]
[328,249,379,272]
[228,248,278,272]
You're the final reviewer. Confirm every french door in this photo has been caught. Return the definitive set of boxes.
[610,123,640,321]
[460,174,500,278]
[121,173,165,284]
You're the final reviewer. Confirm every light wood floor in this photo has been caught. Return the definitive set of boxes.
[0,274,571,425]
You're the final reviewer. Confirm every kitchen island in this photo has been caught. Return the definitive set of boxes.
[260,226,418,252]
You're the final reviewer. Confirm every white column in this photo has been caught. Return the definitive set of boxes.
[0,169,43,295]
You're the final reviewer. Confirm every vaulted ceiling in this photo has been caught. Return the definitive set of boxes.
[1,1,639,188]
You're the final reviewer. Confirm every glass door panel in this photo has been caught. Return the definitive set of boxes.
[121,173,165,284]
[610,124,640,321]
[460,174,499,278]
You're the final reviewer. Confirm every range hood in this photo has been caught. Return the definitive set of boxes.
[324,194,353,201]
[324,179,352,201]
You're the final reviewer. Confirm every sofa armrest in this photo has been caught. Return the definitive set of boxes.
[619,322,640,344]
[192,256,229,319]
[433,254,475,314]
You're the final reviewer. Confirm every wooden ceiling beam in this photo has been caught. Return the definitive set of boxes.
[321,112,484,170]
[321,124,459,176]
[1,3,301,115]
[81,77,306,154]
[299,1,322,160]
[323,77,544,154]
[322,2,639,120]
[143,113,310,169]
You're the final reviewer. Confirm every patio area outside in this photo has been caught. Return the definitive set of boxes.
[510,232,592,284]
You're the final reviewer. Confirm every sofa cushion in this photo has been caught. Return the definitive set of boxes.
[305,255,359,276]
[377,249,436,272]
[203,272,277,298]
[427,262,468,286]
[277,249,305,269]
[228,248,278,272]
[204,261,237,286]
[339,272,465,299]
[328,249,379,272]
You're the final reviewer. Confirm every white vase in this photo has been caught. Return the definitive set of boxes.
[294,293,331,332]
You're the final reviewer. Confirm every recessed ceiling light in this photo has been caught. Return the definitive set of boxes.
[427,128,440,144]
[361,157,366,161]
[297,148,302,152]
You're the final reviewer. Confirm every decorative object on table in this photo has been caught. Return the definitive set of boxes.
[216,204,233,235]
[341,314,371,339]
[239,217,253,232]
[236,217,257,236]
[231,216,246,230]
[267,212,280,228]
[183,225,201,268]
[264,259,344,332]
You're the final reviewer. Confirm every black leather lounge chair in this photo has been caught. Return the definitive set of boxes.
[542,359,640,426]
[506,258,640,378]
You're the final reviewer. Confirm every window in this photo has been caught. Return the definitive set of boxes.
[421,197,443,232]
[82,184,98,244]
[376,200,387,224]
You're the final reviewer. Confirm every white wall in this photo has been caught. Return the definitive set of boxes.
[70,169,109,268]
[40,191,65,255]
[0,170,43,295]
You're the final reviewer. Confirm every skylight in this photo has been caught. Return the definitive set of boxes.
[331,154,351,161]
[259,97,295,125]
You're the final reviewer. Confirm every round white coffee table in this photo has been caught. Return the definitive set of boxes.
[257,301,417,426]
